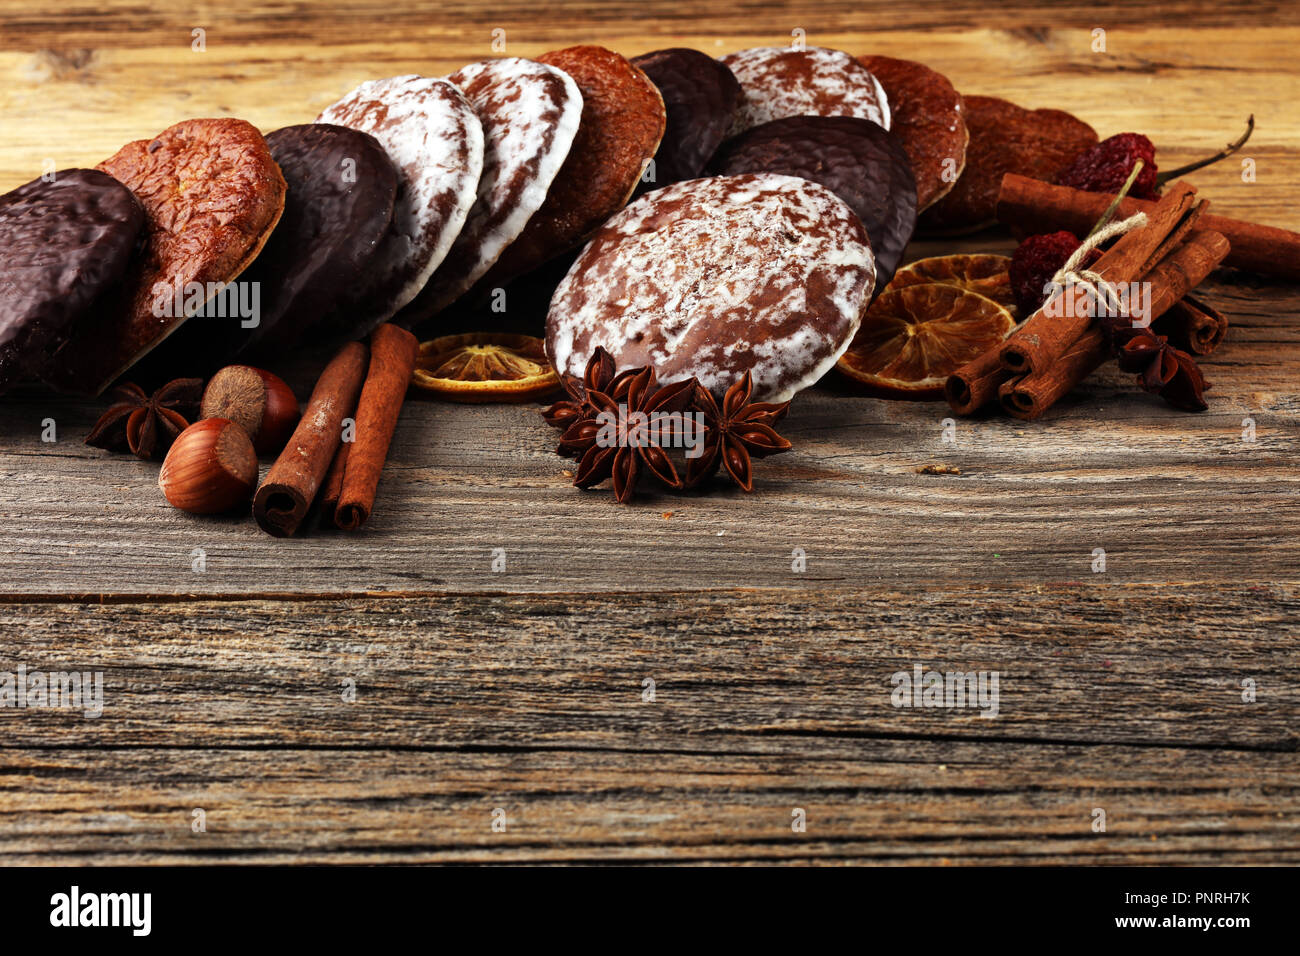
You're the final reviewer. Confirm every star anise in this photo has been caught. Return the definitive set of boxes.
[84,378,204,459]
[558,364,697,502]
[685,371,792,492]
[541,346,644,440]
[1109,325,1209,412]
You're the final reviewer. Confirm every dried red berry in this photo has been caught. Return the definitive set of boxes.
[1009,231,1104,317]
[1055,132,1159,199]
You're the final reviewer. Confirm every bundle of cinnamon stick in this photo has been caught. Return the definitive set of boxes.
[946,177,1231,420]
[253,323,418,537]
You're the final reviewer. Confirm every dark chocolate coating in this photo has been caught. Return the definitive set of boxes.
[631,47,742,188]
[240,123,398,354]
[710,115,918,288]
[0,169,143,392]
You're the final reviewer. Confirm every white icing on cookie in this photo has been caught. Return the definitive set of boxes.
[721,47,891,138]
[547,173,876,403]
[318,74,484,330]
[402,58,582,320]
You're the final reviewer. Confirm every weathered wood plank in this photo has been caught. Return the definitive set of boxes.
[0,587,1295,864]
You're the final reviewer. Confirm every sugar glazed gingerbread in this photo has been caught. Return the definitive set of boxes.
[919,95,1097,234]
[856,54,967,211]
[0,169,144,393]
[710,115,918,288]
[318,75,484,332]
[397,57,583,323]
[547,173,876,404]
[720,46,890,139]
[474,46,665,289]
[44,118,285,395]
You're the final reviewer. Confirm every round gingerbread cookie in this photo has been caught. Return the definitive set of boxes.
[318,74,484,332]
[709,115,917,288]
[228,124,399,355]
[547,173,876,404]
[0,169,144,393]
[856,54,967,211]
[473,46,665,290]
[43,118,286,395]
[720,46,890,139]
[631,47,742,189]
[397,57,582,324]
[919,95,1097,235]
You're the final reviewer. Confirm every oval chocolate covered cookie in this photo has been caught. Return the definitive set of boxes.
[0,169,144,393]
[397,57,583,323]
[236,123,398,354]
[720,46,890,139]
[631,47,742,189]
[710,115,917,288]
[318,74,484,331]
[547,173,876,403]
[43,118,286,395]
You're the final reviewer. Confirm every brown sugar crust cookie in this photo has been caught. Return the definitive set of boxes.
[44,118,285,395]
[474,46,666,290]
[720,46,890,139]
[630,47,742,188]
[547,173,876,404]
[0,169,144,393]
[397,57,583,324]
[919,95,1097,235]
[856,54,967,211]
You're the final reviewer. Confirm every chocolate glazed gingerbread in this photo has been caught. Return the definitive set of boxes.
[0,169,144,393]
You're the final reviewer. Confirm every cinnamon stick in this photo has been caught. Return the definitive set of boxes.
[1152,293,1228,356]
[318,440,350,526]
[945,347,1013,415]
[997,173,1300,280]
[1000,326,1107,420]
[253,341,368,537]
[1000,228,1230,421]
[333,323,418,532]
[998,182,1201,378]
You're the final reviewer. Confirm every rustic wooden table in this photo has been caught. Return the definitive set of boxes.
[1,0,1297,864]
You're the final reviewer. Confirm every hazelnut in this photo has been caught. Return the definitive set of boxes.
[200,365,300,456]
[158,418,259,514]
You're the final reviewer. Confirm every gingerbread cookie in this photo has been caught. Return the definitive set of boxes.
[631,47,742,189]
[231,124,398,355]
[0,169,144,393]
[710,115,917,288]
[473,46,665,290]
[547,173,875,403]
[397,57,582,324]
[720,46,890,139]
[856,54,967,211]
[318,74,484,331]
[43,118,286,395]
[919,95,1097,235]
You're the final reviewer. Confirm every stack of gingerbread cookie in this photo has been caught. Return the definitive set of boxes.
[1,42,991,405]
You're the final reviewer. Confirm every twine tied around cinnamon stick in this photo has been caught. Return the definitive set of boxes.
[1044,210,1148,320]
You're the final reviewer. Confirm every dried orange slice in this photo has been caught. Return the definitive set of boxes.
[837,284,1016,400]
[889,254,1018,317]
[412,332,561,403]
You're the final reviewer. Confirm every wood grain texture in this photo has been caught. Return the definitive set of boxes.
[0,0,1297,865]
[1,587,1296,864]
